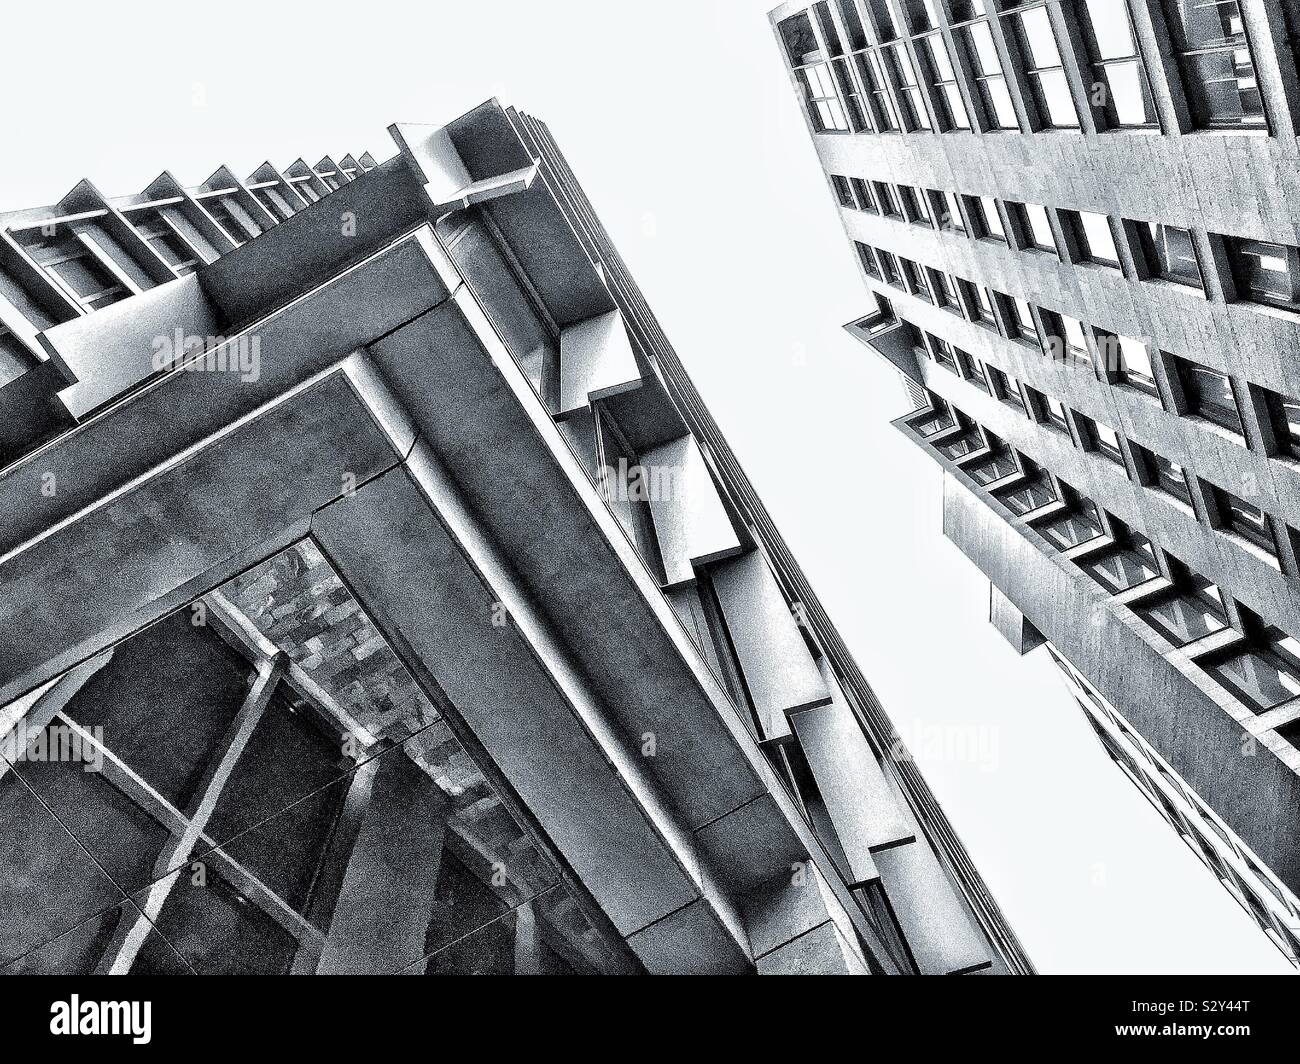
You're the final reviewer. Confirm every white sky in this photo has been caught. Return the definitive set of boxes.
[2,0,1290,973]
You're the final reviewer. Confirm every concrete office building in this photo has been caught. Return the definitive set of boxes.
[772,0,1300,963]
[0,101,1029,974]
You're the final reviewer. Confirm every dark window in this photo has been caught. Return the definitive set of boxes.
[899,185,933,226]
[902,258,933,301]
[1228,238,1300,311]
[831,175,857,208]
[1086,418,1125,465]
[1176,358,1243,432]
[1162,0,1265,129]
[879,250,904,287]
[1265,388,1300,457]
[876,182,904,218]
[1041,392,1070,432]
[960,351,991,393]
[1140,223,1204,289]
[856,242,882,279]
[851,177,876,211]
[1139,447,1193,505]
[1212,483,1277,555]
[930,336,960,371]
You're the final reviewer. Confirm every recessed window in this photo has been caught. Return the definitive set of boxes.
[899,185,933,226]
[879,250,903,287]
[1078,0,1158,127]
[831,175,857,208]
[1227,237,1300,311]
[1018,202,1056,251]
[1140,222,1204,289]
[1006,296,1038,342]
[856,241,882,280]
[1162,0,1265,129]
[932,270,959,310]
[936,411,985,459]
[929,335,960,371]
[887,42,933,130]
[1041,310,1090,365]
[937,190,966,232]
[921,33,972,129]
[960,351,991,393]
[1265,388,1300,457]
[1002,3,1080,128]
[969,195,1006,241]
[876,182,904,218]
[1105,333,1159,396]
[1211,483,1277,556]
[1074,210,1121,267]
[968,434,1020,484]
[962,280,998,328]
[855,51,902,131]
[915,395,957,437]
[1089,419,1126,465]
[902,258,934,300]
[988,366,1027,413]
[956,16,1020,129]
[1138,446,1193,505]
[1041,393,1070,432]
[802,63,851,132]
[18,228,130,312]
[1175,357,1243,433]
[850,177,875,211]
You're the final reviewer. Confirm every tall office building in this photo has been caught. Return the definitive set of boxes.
[772,0,1300,964]
[0,101,1029,974]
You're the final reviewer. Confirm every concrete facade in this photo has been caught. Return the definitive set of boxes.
[772,0,1300,963]
[0,101,1029,974]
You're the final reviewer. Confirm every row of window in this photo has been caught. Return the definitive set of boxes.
[783,1,1275,135]
[906,315,1299,568]
[836,173,1300,317]
[913,396,1300,718]
[855,239,1300,461]
[1,159,371,319]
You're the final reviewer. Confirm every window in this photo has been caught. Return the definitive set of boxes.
[929,335,959,371]
[935,191,967,231]
[1078,0,1158,127]
[1041,392,1070,432]
[955,10,1020,128]
[1139,447,1193,505]
[876,182,904,218]
[1005,295,1038,342]
[969,195,1006,241]
[802,62,851,131]
[1211,483,1277,555]
[1074,211,1121,267]
[886,43,933,130]
[850,177,875,211]
[899,185,933,226]
[879,250,904,286]
[1001,3,1079,128]
[1014,202,1056,252]
[988,366,1027,413]
[1088,418,1125,465]
[1265,388,1300,457]
[1137,566,1228,646]
[902,258,934,300]
[1228,238,1300,311]
[960,351,991,393]
[856,241,882,279]
[1140,223,1203,289]
[1175,357,1243,433]
[932,270,959,310]
[995,457,1056,514]
[1103,333,1159,396]
[1041,310,1090,365]
[1208,623,1300,712]
[964,280,998,328]
[17,227,130,312]
[855,51,901,130]
[921,33,972,129]
[1081,532,1160,593]
[1162,0,1265,129]
[831,175,858,208]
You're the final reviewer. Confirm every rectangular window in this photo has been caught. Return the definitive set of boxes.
[929,336,960,371]
[960,351,991,393]
[1228,237,1300,311]
[1140,222,1203,289]
[850,177,875,211]
[1162,0,1265,129]
[1090,419,1125,464]
[856,51,902,130]
[1104,333,1159,396]
[1074,210,1121,267]
[1212,483,1277,555]
[1042,310,1090,364]
[886,43,933,130]
[1011,201,1056,252]
[1176,357,1243,433]
[932,270,959,309]
[1079,0,1159,127]
[902,258,933,301]
[876,182,904,218]
[802,62,851,131]
[1042,393,1070,432]
[831,175,857,208]
[899,185,933,226]
[856,241,882,279]
[879,250,904,287]
[921,33,972,129]
[1141,447,1193,504]
[964,281,998,328]
[1006,295,1038,342]
[956,15,1020,128]
[1003,3,1080,127]
[1265,388,1300,457]
[937,190,966,232]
